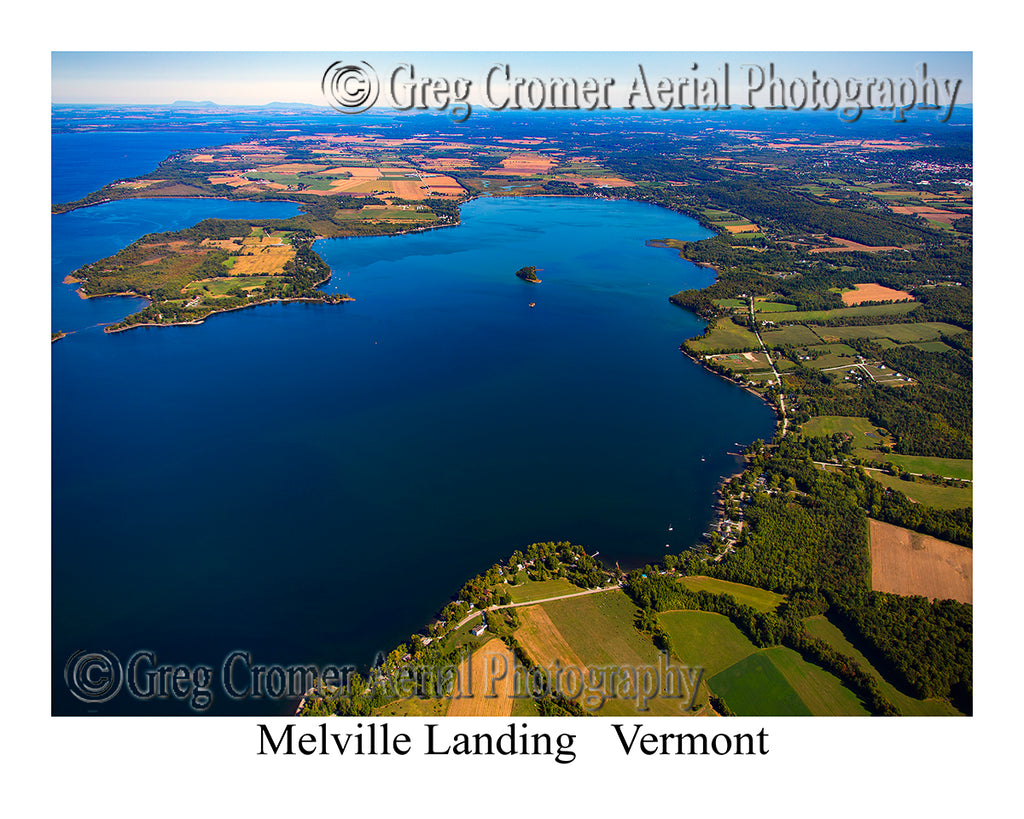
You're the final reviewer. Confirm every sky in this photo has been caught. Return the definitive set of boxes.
[52,51,973,110]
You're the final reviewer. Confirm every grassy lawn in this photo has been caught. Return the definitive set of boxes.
[869,472,973,509]
[714,298,747,309]
[802,615,962,715]
[506,577,584,603]
[675,576,785,613]
[753,301,797,312]
[856,452,973,481]
[686,317,760,353]
[801,415,887,445]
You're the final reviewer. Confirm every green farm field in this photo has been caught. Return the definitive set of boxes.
[774,302,920,322]
[709,647,868,716]
[183,275,275,296]
[801,415,887,444]
[808,343,860,356]
[764,646,869,716]
[534,590,701,716]
[658,610,756,676]
[817,322,966,343]
[708,652,809,715]
[861,453,973,480]
[686,317,760,353]
[758,324,823,347]
[538,591,657,669]
[868,472,973,509]
[674,576,785,613]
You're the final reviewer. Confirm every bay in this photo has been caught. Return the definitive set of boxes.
[52,184,776,715]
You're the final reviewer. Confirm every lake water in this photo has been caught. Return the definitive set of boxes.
[51,140,776,715]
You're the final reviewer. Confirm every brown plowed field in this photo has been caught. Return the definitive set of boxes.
[869,519,972,604]
[842,283,915,305]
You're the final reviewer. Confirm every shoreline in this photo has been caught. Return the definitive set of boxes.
[677,343,786,437]
[52,193,310,216]
[104,293,354,334]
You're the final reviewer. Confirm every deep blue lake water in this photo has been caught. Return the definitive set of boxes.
[51,135,776,715]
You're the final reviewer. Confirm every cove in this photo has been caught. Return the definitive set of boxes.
[51,194,776,714]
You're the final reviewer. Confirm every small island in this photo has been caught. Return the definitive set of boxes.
[515,265,541,283]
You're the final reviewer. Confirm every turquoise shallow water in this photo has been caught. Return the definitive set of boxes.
[51,185,775,714]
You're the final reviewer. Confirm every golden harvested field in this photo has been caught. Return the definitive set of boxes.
[230,244,295,277]
[207,175,250,187]
[869,519,972,604]
[492,153,557,175]
[391,179,429,199]
[420,174,464,196]
[327,177,380,192]
[200,238,241,251]
[444,638,518,717]
[724,224,759,234]
[555,175,635,187]
[842,283,915,305]
[418,158,476,170]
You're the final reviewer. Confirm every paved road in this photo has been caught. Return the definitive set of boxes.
[453,583,624,630]
[749,297,788,436]
[812,460,973,483]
